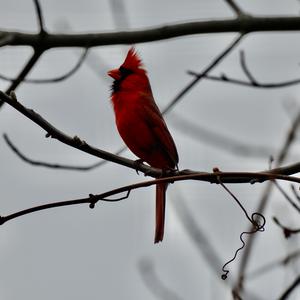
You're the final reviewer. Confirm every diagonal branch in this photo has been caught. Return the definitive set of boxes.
[246,249,300,279]
[224,0,245,17]
[278,274,300,300]
[0,50,43,108]
[0,90,158,177]
[274,181,300,214]
[3,90,300,180]
[162,33,244,114]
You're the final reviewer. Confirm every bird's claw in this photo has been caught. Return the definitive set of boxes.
[134,159,144,175]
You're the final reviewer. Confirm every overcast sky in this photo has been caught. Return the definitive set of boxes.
[1,1,300,299]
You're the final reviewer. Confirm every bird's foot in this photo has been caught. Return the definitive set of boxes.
[134,159,145,175]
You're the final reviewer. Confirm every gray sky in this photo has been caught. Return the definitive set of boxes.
[1,1,300,299]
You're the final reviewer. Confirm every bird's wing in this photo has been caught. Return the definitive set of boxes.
[139,92,179,168]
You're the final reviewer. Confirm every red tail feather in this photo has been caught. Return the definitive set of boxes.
[155,182,167,243]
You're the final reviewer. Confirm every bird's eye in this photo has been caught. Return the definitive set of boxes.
[119,66,133,76]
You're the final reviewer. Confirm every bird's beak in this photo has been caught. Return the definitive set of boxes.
[107,68,120,80]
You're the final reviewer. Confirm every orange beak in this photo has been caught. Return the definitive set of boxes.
[107,68,120,80]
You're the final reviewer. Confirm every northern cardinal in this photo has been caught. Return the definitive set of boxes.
[108,47,178,243]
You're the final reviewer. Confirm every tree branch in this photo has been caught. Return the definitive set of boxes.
[0,48,88,84]
[0,50,43,108]
[3,16,300,48]
[2,90,300,180]
[273,217,300,238]
[246,249,300,279]
[162,33,243,114]
[33,0,46,33]
[278,274,300,300]
[0,90,158,176]
[1,171,300,226]
[188,71,300,89]
[239,50,259,85]
[3,133,123,171]
[224,0,245,17]
[234,110,300,295]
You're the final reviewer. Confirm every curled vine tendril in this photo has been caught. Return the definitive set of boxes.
[214,174,266,280]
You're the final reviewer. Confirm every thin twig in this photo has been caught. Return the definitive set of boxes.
[234,110,300,295]
[215,175,265,280]
[0,48,88,84]
[224,0,245,16]
[278,274,300,300]
[188,70,300,89]
[273,217,300,238]
[3,133,123,171]
[273,181,300,213]
[1,172,300,226]
[239,50,258,85]
[162,33,244,114]
[246,249,300,279]
[0,50,43,108]
[33,0,46,33]
[291,184,300,203]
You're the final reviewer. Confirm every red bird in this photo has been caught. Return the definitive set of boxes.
[108,48,178,243]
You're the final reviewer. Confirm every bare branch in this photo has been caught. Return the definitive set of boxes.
[0,50,43,108]
[2,90,300,182]
[3,133,123,171]
[0,171,300,226]
[246,249,300,279]
[5,16,300,48]
[224,0,245,17]
[0,48,88,84]
[188,70,300,89]
[0,33,13,47]
[291,184,300,202]
[278,275,300,300]
[162,33,243,114]
[0,90,159,176]
[274,181,300,213]
[239,50,259,85]
[33,0,46,33]
[273,217,300,238]
[234,110,300,295]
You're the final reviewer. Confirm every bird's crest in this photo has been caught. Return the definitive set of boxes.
[122,47,143,71]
